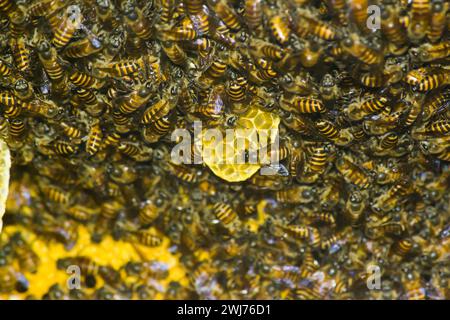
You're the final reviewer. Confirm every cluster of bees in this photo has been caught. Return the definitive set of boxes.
[0,0,448,299]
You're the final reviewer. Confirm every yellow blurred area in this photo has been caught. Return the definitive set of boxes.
[0,224,187,299]
[0,172,189,299]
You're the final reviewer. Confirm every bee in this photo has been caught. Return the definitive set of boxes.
[8,118,25,138]
[425,120,450,135]
[52,5,82,48]
[348,95,389,121]
[42,185,69,205]
[57,256,100,286]
[0,59,12,76]
[265,5,291,45]
[117,141,140,157]
[96,60,141,78]
[13,79,34,102]
[275,185,316,204]
[244,0,263,33]
[159,26,197,41]
[185,8,210,37]
[9,232,40,274]
[143,112,175,142]
[318,74,338,101]
[69,69,105,90]
[410,41,450,62]
[122,4,153,40]
[422,89,450,121]
[63,34,103,59]
[378,132,399,150]
[0,0,19,16]
[389,238,414,260]
[207,0,241,30]
[226,76,248,103]
[408,0,430,42]
[184,37,213,59]
[305,144,329,173]
[167,162,198,183]
[280,95,325,114]
[159,0,176,24]
[307,211,337,226]
[401,268,426,300]
[380,4,408,52]
[10,37,30,73]
[248,59,278,83]
[427,0,448,43]
[28,0,66,18]
[141,88,177,125]
[349,0,369,33]
[277,224,321,247]
[37,41,66,82]
[98,200,123,223]
[65,205,97,222]
[279,73,312,95]
[291,287,323,299]
[321,228,349,251]
[185,0,203,15]
[161,41,187,65]
[53,141,77,156]
[213,202,238,226]
[360,71,385,88]
[293,9,338,40]
[86,121,103,156]
[124,260,169,280]
[199,56,228,85]
[116,84,153,114]
[112,110,132,132]
[196,84,225,118]
[315,120,339,141]
[403,96,423,127]
[8,10,27,39]
[0,91,22,118]
[95,0,119,30]
[60,122,82,140]
[371,180,413,213]
[248,38,285,61]
[0,116,9,138]
[405,67,450,92]
[344,191,367,225]
[270,265,303,285]
[0,257,18,294]
[299,41,322,68]
[126,230,163,247]
[72,87,103,111]
[138,200,160,225]
[341,34,383,65]
[336,155,370,189]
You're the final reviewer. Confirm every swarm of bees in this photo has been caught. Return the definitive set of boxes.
[0,0,448,300]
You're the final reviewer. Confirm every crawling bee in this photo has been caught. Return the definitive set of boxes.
[213,202,238,226]
[115,84,153,114]
[86,121,103,156]
[280,95,325,114]
[335,155,371,189]
[122,3,153,40]
[341,34,383,65]
[10,37,30,73]
[276,224,321,247]
[63,34,103,59]
[52,5,82,48]
[9,232,40,274]
[404,67,450,91]
[407,0,430,42]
